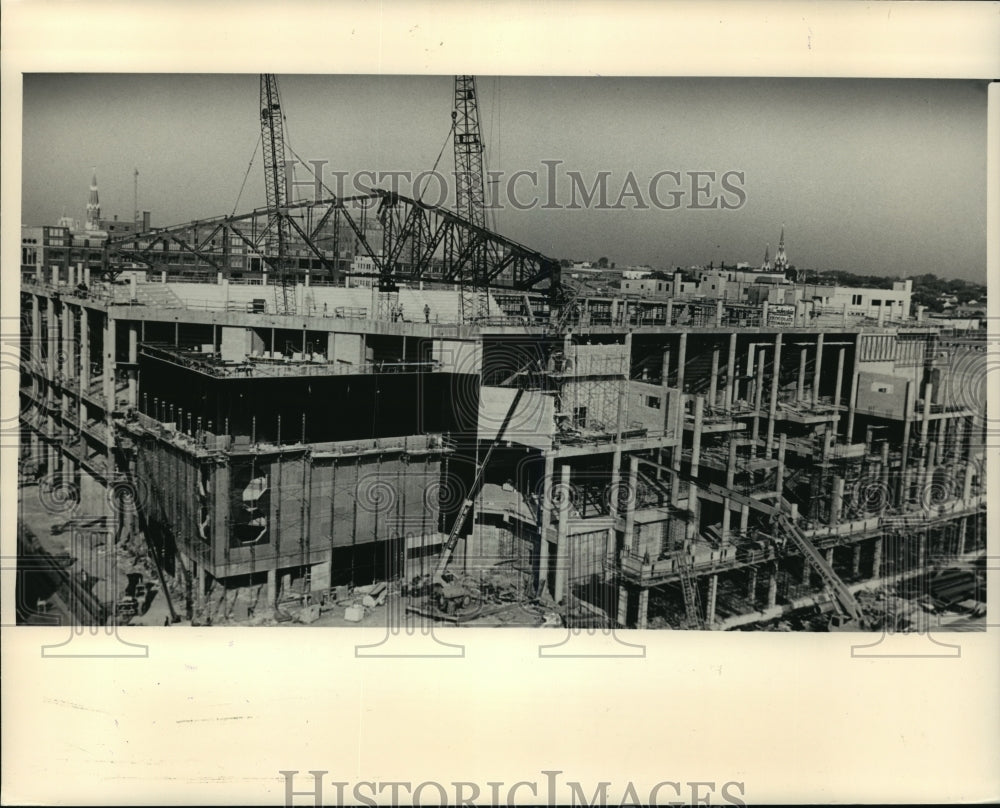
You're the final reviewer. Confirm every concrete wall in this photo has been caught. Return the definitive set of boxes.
[627,380,677,434]
[434,339,481,374]
[854,372,909,419]
[133,431,443,580]
[478,387,555,449]
[220,326,249,361]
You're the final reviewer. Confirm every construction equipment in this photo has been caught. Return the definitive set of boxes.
[453,75,490,322]
[677,557,705,629]
[433,387,525,582]
[414,387,527,614]
[671,465,867,629]
[773,512,866,629]
[259,73,295,316]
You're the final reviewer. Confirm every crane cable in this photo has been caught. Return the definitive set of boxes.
[232,133,262,216]
[418,118,457,205]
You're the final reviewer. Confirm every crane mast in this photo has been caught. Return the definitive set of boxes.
[453,75,490,321]
[260,73,294,315]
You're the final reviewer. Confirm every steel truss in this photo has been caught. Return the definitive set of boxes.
[103,190,559,293]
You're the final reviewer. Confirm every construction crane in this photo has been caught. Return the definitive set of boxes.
[453,75,491,322]
[432,388,525,585]
[260,73,295,316]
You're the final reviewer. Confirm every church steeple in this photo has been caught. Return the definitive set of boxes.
[761,242,772,271]
[86,168,101,231]
[773,224,788,272]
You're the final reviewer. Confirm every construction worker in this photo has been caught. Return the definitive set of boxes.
[424,303,431,323]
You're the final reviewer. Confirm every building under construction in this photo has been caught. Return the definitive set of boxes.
[17,75,986,629]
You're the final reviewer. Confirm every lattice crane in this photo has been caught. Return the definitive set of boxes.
[453,75,491,322]
[260,74,295,315]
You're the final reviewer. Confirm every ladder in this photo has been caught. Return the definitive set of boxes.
[677,557,705,629]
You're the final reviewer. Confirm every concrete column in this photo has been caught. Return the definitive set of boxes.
[963,461,975,500]
[46,301,58,379]
[825,547,834,568]
[715,300,723,326]
[851,543,861,576]
[746,566,758,603]
[918,532,927,568]
[617,586,629,627]
[31,295,41,365]
[739,503,750,533]
[725,332,737,410]
[127,323,138,405]
[637,588,649,629]
[76,308,90,378]
[554,464,571,604]
[102,314,116,407]
[797,347,807,402]
[687,396,705,540]
[666,300,673,324]
[61,303,74,380]
[661,350,671,437]
[812,333,824,406]
[267,569,277,607]
[745,343,756,406]
[846,370,860,440]
[920,383,933,445]
[801,557,811,586]
[766,333,782,453]
[676,333,687,394]
[899,381,914,503]
[196,565,207,611]
[722,438,737,539]
[537,454,554,593]
[709,348,719,408]
[776,433,787,497]
[958,516,968,554]
[872,537,883,579]
[834,347,845,410]
[830,476,844,524]
[762,299,769,325]
[624,455,639,552]
[766,566,777,608]
[706,573,718,626]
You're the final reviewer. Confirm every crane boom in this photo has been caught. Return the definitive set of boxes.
[453,75,487,228]
[433,387,525,581]
[453,75,490,322]
[260,73,294,315]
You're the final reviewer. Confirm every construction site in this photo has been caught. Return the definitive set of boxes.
[17,75,987,631]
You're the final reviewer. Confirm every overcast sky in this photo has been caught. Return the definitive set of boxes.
[21,74,988,281]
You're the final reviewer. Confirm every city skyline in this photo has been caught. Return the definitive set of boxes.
[21,74,988,281]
